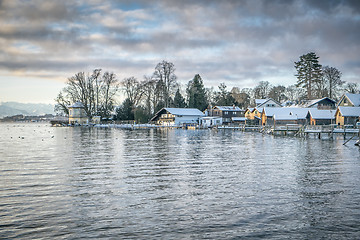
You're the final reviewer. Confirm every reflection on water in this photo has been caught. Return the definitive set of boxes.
[0,123,360,239]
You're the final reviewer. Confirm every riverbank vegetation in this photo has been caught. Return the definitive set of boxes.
[55,53,359,123]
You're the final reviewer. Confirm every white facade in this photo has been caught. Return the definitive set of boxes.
[200,117,223,128]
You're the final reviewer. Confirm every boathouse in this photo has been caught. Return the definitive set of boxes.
[245,107,262,125]
[200,116,223,128]
[150,108,204,126]
[207,106,244,125]
[261,107,309,126]
[335,107,360,126]
[68,102,88,125]
[306,109,335,125]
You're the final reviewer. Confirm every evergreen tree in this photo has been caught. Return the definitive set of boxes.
[115,98,134,121]
[173,89,186,108]
[294,52,322,100]
[186,74,208,111]
[214,83,237,106]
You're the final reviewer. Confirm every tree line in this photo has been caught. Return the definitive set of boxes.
[55,54,359,123]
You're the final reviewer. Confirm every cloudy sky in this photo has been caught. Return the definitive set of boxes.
[0,0,359,103]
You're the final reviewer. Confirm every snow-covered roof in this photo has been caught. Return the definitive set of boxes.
[214,106,243,111]
[245,107,254,112]
[273,115,298,121]
[232,117,246,121]
[308,109,335,119]
[338,107,360,117]
[165,108,205,116]
[68,102,85,108]
[255,99,266,106]
[263,107,309,119]
[345,93,360,106]
[256,98,282,108]
[306,97,336,108]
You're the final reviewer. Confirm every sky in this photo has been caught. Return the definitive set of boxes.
[0,0,359,104]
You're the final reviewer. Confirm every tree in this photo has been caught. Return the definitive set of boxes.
[254,81,271,99]
[285,85,306,102]
[344,82,359,94]
[230,87,250,109]
[294,52,322,100]
[115,98,134,121]
[186,74,208,111]
[173,88,186,108]
[153,60,177,107]
[268,85,287,103]
[122,77,143,108]
[214,83,236,106]
[54,69,119,118]
[322,66,344,99]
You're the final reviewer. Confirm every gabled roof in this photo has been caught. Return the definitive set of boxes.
[306,97,336,108]
[345,93,360,106]
[245,107,254,113]
[68,102,85,108]
[150,107,204,121]
[308,109,335,119]
[256,98,282,108]
[262,107,309,119]
[255,99,266,106]
[337,107,360,117]
[164,108,205,116]
[214,106,243,111]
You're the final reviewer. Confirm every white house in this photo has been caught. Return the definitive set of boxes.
[68,102,88,125]
[150,108,205,126]
[200,116,223,128]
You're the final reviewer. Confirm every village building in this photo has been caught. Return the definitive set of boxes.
[335,107,360,126]
[306,97,337,109]
[337,93,360,107]
[306,109,336,125]
[150,108,204,127]
[68,102,88,125]
[244,107,262,125]
[261,107,309,126]
[207,106,244,125]
[255,98,282,108]
[200,116,223,128]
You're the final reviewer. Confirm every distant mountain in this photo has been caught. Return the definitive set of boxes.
[0,102,55,118]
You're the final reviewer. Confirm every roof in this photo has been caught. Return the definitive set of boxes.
[273,114,298,121]
[308,109,335,119]
[306,97,336,108]
[345,93,360,106]
[232,117,246,121]
[263,107,310,119]
[245,107,254,112]
[150,107,205,121]
[337,107,360,117]
[255,99,266,106]
[164,108,205,116]
[257,98,282,108]
[214,106,243,111]
[68,102,85,108]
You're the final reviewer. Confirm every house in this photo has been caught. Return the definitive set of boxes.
[306,109,335,125]
[207,106,244,124]
[68,102,88,125]
[255,98,282,108]
[150,108,204,126]
[335,107,360,126]
[306,97,336,109]
[261,107,309,126]
[200,116,223,128]
[337,93,360,107]
[245,107,262,125]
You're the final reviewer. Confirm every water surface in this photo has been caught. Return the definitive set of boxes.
[1,123,360,239]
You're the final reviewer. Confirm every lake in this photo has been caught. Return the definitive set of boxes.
[1,123,360,239]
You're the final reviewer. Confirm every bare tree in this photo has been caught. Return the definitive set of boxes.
[153,60,177,107]
[55,69,120,118]
[254,81,271,99]
[344,82,359,94]
[322,66,344,99]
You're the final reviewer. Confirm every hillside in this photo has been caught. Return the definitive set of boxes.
[0,102,55,118]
